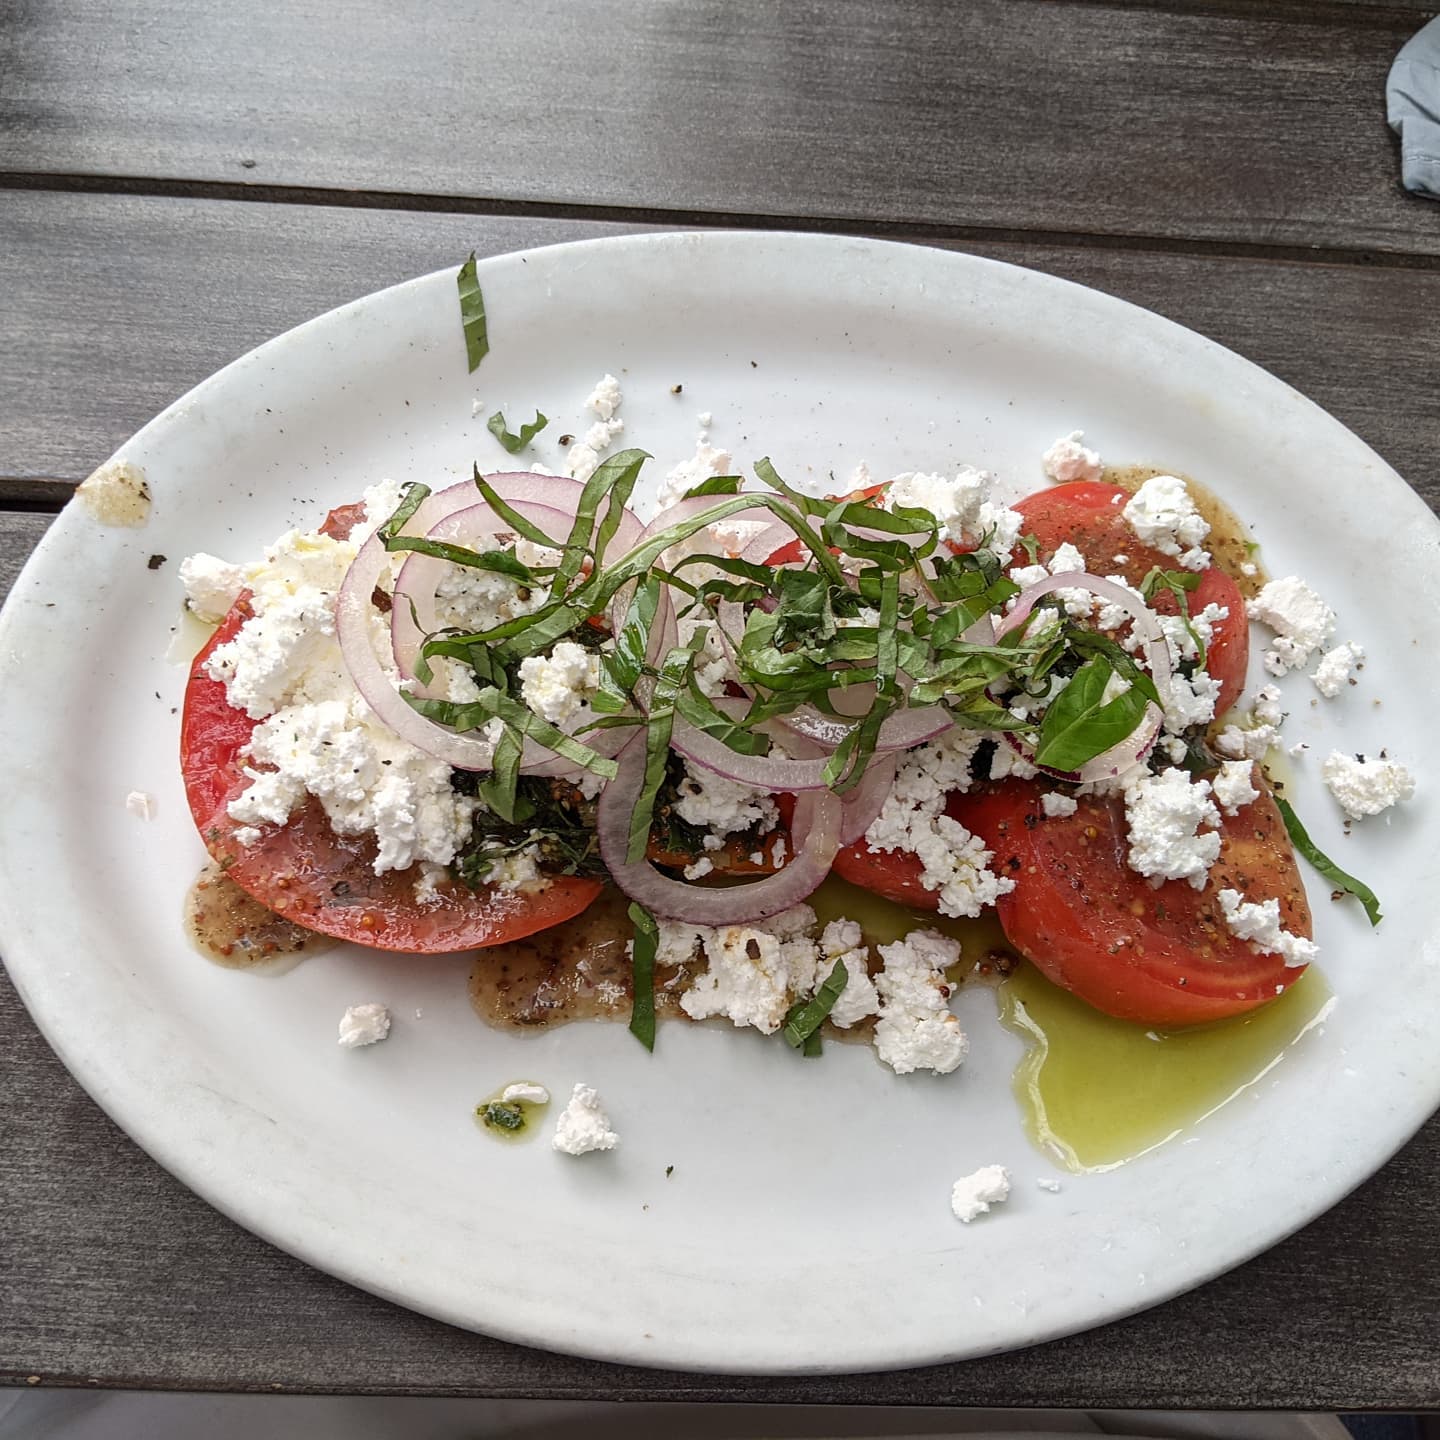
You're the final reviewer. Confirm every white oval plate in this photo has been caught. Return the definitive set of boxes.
[1,232,1437,1374]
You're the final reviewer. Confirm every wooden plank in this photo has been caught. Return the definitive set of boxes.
[1,193,1436,506]
[0,957,1436,1404]
[1,0,1438,257]
[0,512,52,598]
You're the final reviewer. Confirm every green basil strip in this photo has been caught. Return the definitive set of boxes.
[682,474,744,498]
[675,681,772,756]
[377,481,431,542]
[783,958,849,1050]
[382,534,532,581]
[475,724,523,822]
[487,409,548,454]
[470,465,563,550]
[553,449,651,595]
[626,646,693,864]
[1140,566,1207,666]
[457,253,489,372]
[628,901,659,1052]
[594,575,661,714]
[495,491,846,665]
[1274,796,1382,926]
[405,688,619,778]
[1033,656,1153,772]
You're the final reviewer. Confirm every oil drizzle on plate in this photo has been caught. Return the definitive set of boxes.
[474,1083,552,1144]
[186,861,333,972]
[997,963,1333,1171]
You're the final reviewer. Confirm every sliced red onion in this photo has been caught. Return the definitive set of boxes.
[390,498,574,697]
[994,571,1170,784]
[839,753,898,845]
[596,733,842,923]
[338,473,643,774]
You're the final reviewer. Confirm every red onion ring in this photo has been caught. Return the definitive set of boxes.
[596,733,842,923]
[839,753,898,845]
[994,571,1171,783]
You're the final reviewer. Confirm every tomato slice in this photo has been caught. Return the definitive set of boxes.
[179,505,601,952]
[1012,481,1249,717]
[953,777,1312,1026]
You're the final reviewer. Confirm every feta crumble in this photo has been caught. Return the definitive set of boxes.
[518,641,601,726]
[887,466,1023,563]
[676,905,819,1033]
[338,1003,391,1048]
[1040,792,1078,819]
[1217,889,1318,968]
[1211,759,1259,816]
[179,552,247,622]
[873,930,967,1075]
[563,375,625,482]
[673,761,778,849]
[655,439,734,513]
[1312,642,1364,699]
[1247,576,1335,677]
[809,918,879,1029]
[1121,475,1210,570]
[552,1084,619,1155]
[501,1082,550,1105]
[1321,752,1416,820]
[1123,767,1220,888]
[1041,430,1102,485]
[864,732,1013,918]
[125,790,157,821]
[950,1164,1011,1223]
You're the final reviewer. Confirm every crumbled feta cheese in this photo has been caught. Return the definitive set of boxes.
[1247,577,1335,677]
[1217,889,1318,968]
[809,919,878,1028]
[678,905,819,1033]
[552,1083,619,1155]
[587,373,622,422]
[682,855,714,880]
[501,1081,550,1105]
[1008,541,1093,619]
[1123,767,1220,888]
[1036,1177,1063,1194]
[655,440,735,513]
[1321,752,1416,820]
[989,739,1039,783]
[1312,642,1364,699]
[76,458,151,527]
[1040,792,1078,818]
[1041,430,1102,485]
[673,762,777,847]
[179,553,247,622]
[338,1003,391,1048]
[888,466,1022,562]
[1153,602,1228,668]
[873,930,967,1075]
[864,733,1012,918]
[227,688,477,877]
[1161,669,1222,735]
[518,641,601,726]
[1121,476,1210,571]
[950,1164,1011,1223]
[1093,574,1148,633]
[1211,759,1259,816]
[486,843,545,892]
[125,790,157,821]
[1214,685,1284,761]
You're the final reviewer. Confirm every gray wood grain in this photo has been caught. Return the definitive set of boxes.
[2,193,1436,506]
[2,0,1438,257]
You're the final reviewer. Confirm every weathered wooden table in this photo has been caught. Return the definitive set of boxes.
[3,0,1439,1409]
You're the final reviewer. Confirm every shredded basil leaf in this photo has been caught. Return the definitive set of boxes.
[1274,796,1382,926]
[1033,655,1153,772]
[487,409,548,454]
[470,464,562,550]
[457,253,489,372]
[628,902,659,1052]
[683,474,744,498]
[478,1101,524,1132]
[783,958,849,1050]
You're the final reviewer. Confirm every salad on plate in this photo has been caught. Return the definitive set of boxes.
[172,263,1414,1197]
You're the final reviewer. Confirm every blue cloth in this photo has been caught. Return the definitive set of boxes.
[1388,15,1440,199]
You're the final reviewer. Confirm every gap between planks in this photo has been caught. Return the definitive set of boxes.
[4,172,1439,276]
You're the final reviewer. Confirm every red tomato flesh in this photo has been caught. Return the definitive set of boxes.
[954,777,1312,1026]
[1011,481,1249,718]
[179,505,601,952]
